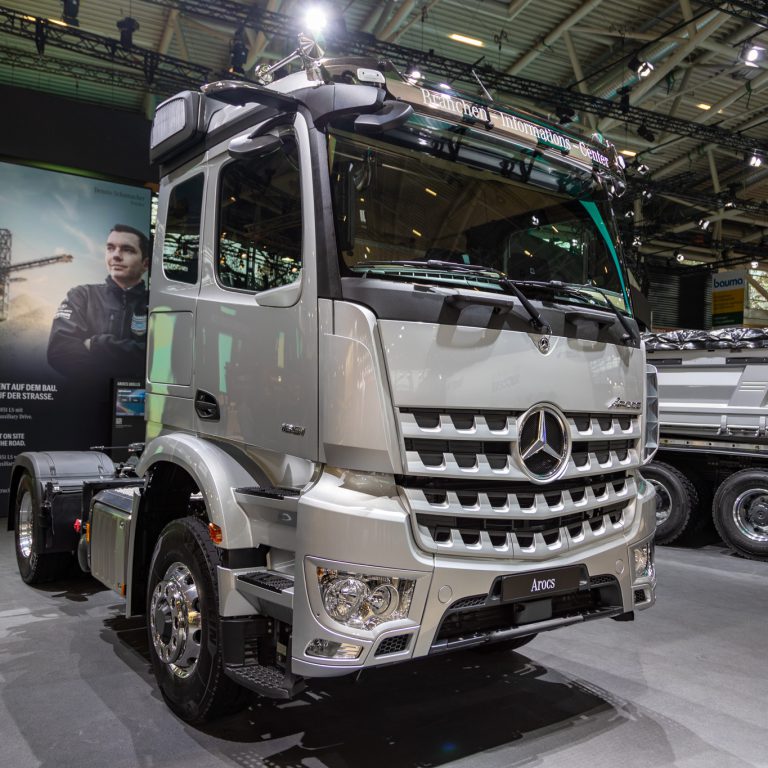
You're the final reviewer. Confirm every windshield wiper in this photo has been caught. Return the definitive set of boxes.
[356,260,551,334]
[511,280,638,343]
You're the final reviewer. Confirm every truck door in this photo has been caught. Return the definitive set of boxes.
[146,169,205,438]
[193,114,318,469]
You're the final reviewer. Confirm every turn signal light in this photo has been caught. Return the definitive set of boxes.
[208,522,223,544]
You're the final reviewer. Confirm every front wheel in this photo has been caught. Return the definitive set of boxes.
[146,517,246,723]
[712,470,768,561]
[642,461,699,545]
[14,473,72,584]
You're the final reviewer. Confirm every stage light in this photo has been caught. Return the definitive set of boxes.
[304,6,328,33]
[61,0,79,26]
[228,29,248,75]
[675,250,684,262]
[751,260,759,269]
[642,189,652,200]
[117,17,139,49]
[637,162,650,175]
[741,43,764,68]
[628,54,653,78]
[749,152,762,167]
[34,18,47,55]
[698,218,711,231]
[637,124,655,143]
[555,104,576,125]
[632,235,642,247]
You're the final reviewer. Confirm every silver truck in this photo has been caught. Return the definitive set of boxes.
[7,43,658,723]
[644,328,768,561]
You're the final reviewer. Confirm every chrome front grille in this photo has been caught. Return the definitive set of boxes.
[397,403,641,561]
[399,408,642,481]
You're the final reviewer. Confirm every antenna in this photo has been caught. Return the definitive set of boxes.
[471,69,493,102]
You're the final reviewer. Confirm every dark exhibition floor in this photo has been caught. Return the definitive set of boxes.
[0,527,765,768]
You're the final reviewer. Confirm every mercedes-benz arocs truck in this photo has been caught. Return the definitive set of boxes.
[644,328,768,561]
[7,42,658,723]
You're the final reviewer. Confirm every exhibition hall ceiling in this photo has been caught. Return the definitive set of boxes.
[3,0,768,272]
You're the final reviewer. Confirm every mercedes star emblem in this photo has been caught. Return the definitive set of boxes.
[516,404,571,482]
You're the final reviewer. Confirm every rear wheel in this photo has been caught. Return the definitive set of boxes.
[642,461,698,545]
[712,470,768,561]
[146,516,246,723]
[14,473,72,584]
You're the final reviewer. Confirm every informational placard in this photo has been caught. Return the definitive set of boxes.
[712,270,747,328]
[0,161,151,516]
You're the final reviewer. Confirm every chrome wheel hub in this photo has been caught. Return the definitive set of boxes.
[733,489,768,543]
[17,491,34,559]
[649,480,672,526]
[149,562,202,678]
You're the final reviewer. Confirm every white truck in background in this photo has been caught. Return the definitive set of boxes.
[644,328,768,560]
[7,42,658,723]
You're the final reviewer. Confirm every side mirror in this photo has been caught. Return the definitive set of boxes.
[354,101,413,135]
[228,133,282,158]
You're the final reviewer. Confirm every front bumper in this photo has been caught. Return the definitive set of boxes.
[288,469,656,678]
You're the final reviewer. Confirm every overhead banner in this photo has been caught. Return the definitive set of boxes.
[712,270,747,328]
[0,161,151,516]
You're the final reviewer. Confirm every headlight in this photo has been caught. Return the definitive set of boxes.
[643,364,659,463]
[317,568,415,629]
[631,539,655,580]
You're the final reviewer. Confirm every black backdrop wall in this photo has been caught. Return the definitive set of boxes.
[0,83,154,184]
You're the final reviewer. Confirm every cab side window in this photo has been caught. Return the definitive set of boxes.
[217,133,302,292]
[162,174,203,284]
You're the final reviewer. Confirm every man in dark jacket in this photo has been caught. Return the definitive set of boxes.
[47,224,149,447]
[48,224,149,381]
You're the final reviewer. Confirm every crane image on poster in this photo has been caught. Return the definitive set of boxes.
[0,228,74,322]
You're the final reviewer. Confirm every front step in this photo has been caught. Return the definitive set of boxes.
[236,570,294,623]
[224,662,305,700]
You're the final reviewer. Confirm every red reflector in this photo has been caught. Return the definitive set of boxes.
[208,523,223,544]
[74,519,82,534]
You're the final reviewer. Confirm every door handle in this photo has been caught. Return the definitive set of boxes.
[195,390,220,421]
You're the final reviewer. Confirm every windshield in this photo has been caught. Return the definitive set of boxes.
[328,114,630,313]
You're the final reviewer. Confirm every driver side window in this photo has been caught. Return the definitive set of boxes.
[216,132,302,293]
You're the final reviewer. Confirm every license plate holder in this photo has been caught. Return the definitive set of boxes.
[501,565,583,602]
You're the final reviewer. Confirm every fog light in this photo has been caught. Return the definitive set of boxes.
[631,539,655,580]
[317,568,415,630]
[306,639,363,659]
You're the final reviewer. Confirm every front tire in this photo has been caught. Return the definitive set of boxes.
[146,517,246,723]
[642,461,699,545]
[712,470,768,561]
[14,473,72,584]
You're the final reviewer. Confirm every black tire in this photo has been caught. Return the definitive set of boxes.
[146,517,246,723]
[712,469,768,561]
[642,461,699,545]
[14,473,73,584]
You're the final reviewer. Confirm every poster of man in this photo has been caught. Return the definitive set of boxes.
[0,161,151,516]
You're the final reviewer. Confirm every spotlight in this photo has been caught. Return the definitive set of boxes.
[749,152,762,167]
[632,235,642,247]
[61,0,79,26]
[405,64,422,84]
[618,86,631,113]
[637,163,650,175]
[641,189,653,200]
[741,43,764,67]
[624,210,635,219]
[698,218,711,231]
[34,18,47,55]
[751,260,759,269]
[304,6,328,33]
[555,104,576,125]
[228,29,248,75]
[674,250,684,262]
[628,54,654,78]
[637,124,655,143]
[117,17,139,49]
